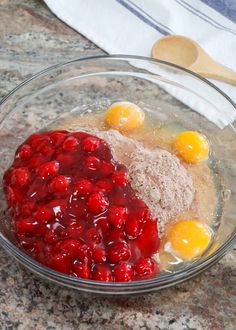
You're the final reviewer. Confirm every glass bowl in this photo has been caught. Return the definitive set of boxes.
[0,55,235,295]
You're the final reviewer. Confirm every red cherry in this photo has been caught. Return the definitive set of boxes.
[136,219,160,257]
[27,132,49,146]
[47,199,67,219]
[96,179,113,193]
[77,244,92,263]
[125,217,142,239]
[15,218,40,235]
[112,170,127,186]
[28,155,44,168]
[37,161,59,179]
[108,205,127,228]
[86,227,101,244]
[62,136,79,151]
[81,136,100,152]
[134,258,156,277]
[130,202,150,224]
[59,239,82,258]
[114,262,134,282]
[20,237,45,260]
[104,228,123,244]
[76,178,93,196]
[107,242,130,264]
[35,206,54,224]
[44,229,59,243]
[21,201,35,217]
[73,261,90,279]
[50,131,68,146]
[26,133,41,144]
[68,198,86,220]
[96,218,110,235]
[73,132,90,140]
[87,192,109,214]
[111,189,126,206]
[30,135,49,150]
[66,222,84,238]
[6,187,22,205]
[100,161,115,177]
[84,156,101,171]
[17,144,32,159]
[41,145,54,157]
[56,153,73,166]
[48,253,72,274]
[2,169,11,186]
[49,175,69,193]
[11,167,30,187]
[92,248,106,263]
[92,264,113,282]
[53,241,63,253]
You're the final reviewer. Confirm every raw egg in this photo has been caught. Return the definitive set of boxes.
[166,220,212,260]
[105,102,145,131]
[174,131,209,163]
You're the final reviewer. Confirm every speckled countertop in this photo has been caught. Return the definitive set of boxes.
[0,1,235,329]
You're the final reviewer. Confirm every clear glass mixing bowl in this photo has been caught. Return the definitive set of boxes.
[0,55,235,295]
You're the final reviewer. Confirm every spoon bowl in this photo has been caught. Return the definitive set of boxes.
[151,35,199,68]
[151,35,236,85]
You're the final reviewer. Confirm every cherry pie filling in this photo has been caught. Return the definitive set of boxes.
[3,130,160,282]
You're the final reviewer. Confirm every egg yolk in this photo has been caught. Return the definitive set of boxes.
[105,102,145,131]
[166,220,212,260]
[174,131,209,164]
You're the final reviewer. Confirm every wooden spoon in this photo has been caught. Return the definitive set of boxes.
[151,35,236,85]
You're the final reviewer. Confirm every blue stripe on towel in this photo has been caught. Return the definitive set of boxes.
[176,0,236,36]
[180,0,236,33]
[125,0,174,34]
[115,0,170,35]
[200,0,236,24]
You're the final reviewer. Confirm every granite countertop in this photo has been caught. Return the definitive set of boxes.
[0,1,235,329]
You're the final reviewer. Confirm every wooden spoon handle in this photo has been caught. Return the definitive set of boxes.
[193,61,236,85]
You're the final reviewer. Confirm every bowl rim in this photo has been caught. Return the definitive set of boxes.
[1,54,236,110]
[0,54,235,292]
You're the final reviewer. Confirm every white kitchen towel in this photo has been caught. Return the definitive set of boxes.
[44,0,236,128]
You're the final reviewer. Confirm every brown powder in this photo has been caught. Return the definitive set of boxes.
[128,148,194,234]
[68,126,194,234]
